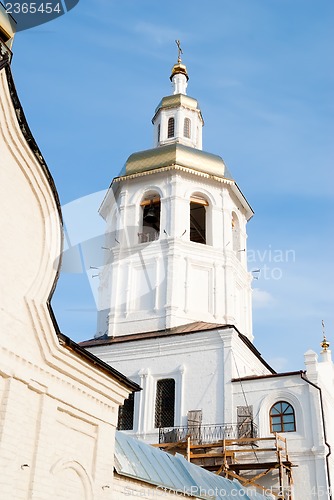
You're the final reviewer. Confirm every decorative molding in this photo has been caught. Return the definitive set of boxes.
[113,164,235,185]
[50,459,93,500]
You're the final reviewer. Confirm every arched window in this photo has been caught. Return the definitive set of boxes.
[184,117,191,138]
[270,401,296,433]
[117,393,134,431]
[155,379,175,428]
[167,117,175,138]
[190,195,208,245]
[139,195,161,243]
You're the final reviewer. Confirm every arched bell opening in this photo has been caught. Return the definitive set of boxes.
[190,195,208,245]
[139,194,161,243]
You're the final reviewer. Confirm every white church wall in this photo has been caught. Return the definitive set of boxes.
[89,331,225,441]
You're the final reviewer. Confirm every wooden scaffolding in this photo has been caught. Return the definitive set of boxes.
[155,433,294,499]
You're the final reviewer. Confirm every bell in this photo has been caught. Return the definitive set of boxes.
[144,205,158,224]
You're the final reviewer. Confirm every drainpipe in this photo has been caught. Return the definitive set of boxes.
[300,371,332,500]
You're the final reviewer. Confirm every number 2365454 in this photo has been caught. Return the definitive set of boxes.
[5,3,62,14]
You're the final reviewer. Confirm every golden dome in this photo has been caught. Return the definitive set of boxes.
[321,335,330,351]
[124,143,232,180]
[170,62,189,81]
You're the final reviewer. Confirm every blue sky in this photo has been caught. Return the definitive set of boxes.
[10,0,334,371]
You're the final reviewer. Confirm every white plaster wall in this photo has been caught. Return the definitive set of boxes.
[304,349,334,495]
[317,353,334,448]
[0,66,131,500]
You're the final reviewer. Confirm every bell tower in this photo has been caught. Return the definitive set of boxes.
[96,46,254,341]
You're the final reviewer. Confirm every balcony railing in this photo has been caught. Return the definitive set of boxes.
[159,422,258,445]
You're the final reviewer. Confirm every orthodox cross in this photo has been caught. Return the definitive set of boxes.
[175,40,183,63]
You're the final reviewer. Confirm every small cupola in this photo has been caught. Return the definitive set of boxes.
[152,40,204,150]
[170,40,189,95]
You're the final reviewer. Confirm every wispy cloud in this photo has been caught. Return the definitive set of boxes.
[252,288,275,309]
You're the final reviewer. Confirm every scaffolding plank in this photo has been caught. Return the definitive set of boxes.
[228,461,292,471]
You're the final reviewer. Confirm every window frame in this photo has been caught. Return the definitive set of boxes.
[167,117,175,138]
[184,117,191,138]
[155,378,175,428]
[270,401,296,433]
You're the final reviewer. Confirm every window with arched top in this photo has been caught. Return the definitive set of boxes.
[184,117,191,138]
[155,379,175,428]
[167,117,175,138]
[190,195,208,245]
[139,194,161,243]
[270,401,296,433]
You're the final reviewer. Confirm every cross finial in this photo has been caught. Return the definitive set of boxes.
[175,40,183,63]
[321,320,330,351]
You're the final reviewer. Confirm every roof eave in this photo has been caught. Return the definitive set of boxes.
[232,370,305,383]
[80,324,277,375]
[231,182,254,221]
[58,332,141,392]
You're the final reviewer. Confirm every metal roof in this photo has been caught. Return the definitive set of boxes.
[154,94,199,114]
[123,143,234,180]
[153,94,203,124]
[80,321,228,347]
[115,431,272,500]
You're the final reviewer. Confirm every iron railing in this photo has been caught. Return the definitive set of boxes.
[159,422,258,444]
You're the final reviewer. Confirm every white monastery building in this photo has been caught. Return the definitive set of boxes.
[81,45,334,499]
